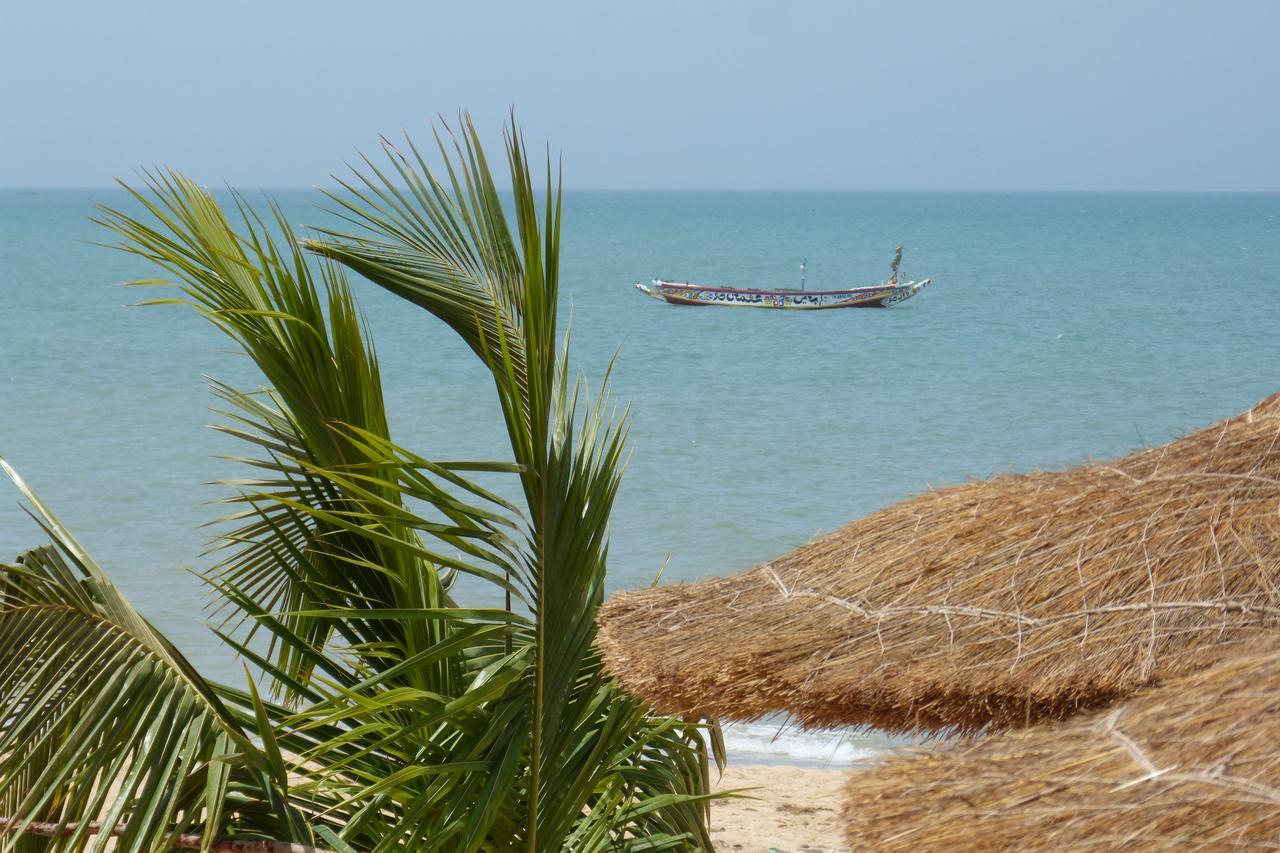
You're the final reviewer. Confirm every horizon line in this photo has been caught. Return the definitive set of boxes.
[4,186,1280,195]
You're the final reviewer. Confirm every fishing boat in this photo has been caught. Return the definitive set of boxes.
[634,247,933,310]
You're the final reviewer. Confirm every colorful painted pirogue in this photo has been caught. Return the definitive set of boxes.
[635,246,933,310]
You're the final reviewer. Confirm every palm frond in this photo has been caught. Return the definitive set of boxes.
[31,112,724,851]
[96,176,523,706]
[306,112,718,850]
[0,460,295,851]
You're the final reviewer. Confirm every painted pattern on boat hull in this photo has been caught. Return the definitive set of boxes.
[634,278,932,309]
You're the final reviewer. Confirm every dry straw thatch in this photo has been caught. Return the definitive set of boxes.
[597,393,1280,732]
[841,636,1280,850]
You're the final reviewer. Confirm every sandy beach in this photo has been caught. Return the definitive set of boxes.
[711,765,850,852]
[5,0,1276,842]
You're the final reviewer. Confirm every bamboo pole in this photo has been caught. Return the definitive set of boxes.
[0,817,340,852]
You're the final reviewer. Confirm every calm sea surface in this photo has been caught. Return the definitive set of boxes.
[2,189,1277,763]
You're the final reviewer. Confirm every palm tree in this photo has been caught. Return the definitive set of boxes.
[0,115,720,851]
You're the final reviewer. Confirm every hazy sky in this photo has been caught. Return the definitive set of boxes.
[3,0,1278,190]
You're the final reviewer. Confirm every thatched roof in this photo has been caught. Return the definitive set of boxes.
[598,393,1280,732]
[841,637,1280,850]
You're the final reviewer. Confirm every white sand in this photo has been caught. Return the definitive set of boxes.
[710,764,849,852]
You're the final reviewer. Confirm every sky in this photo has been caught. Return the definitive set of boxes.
[3,0,1278,191]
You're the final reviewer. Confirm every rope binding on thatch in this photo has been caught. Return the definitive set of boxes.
[840,636,1280,850]
[598,392,1280,732]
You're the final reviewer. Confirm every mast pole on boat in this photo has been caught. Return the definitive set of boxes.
[800,259,806,291]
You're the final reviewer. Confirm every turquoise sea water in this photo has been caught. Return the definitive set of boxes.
[2,189,1277,762]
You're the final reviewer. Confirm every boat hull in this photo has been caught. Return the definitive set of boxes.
[635,279,931,309]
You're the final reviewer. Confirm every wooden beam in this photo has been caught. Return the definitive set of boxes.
[0,818,341,852]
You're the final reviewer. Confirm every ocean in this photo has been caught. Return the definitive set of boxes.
[1,188,1277,764]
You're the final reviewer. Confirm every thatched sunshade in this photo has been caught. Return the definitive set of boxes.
[597,393,1280,732]
[840,637,1280,850]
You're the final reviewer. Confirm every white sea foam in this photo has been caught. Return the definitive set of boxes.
[719,719,903,767]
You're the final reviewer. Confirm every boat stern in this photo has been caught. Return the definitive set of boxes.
[880,278,934,307]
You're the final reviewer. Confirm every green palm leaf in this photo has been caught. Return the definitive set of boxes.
[305,113,718,850]
[96,175,524,702]
[0,460,297,852]
[1,113,717,851]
